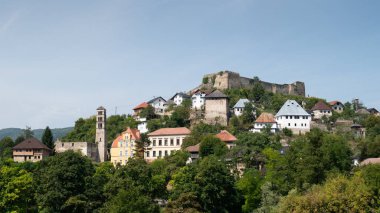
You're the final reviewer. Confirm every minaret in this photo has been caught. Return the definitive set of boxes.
[96,106,107,162]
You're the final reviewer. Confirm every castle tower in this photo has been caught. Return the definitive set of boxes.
[96,106,107,162]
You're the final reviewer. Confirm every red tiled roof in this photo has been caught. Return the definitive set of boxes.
[255,113,276,123]
[133,102,149,111]
[329,101,342,106]
[148,127,191,136]
[186,143,200,153]
[311,101,332,111]
[360,158,380,166]
[13,138,51,150]
[215,130,237,142]
[111,128,141,148]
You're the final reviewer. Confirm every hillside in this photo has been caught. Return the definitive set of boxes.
[0,127,73,141]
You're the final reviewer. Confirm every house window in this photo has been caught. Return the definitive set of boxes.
[288,123,291,127]
[153,151,156,157]
[62,143,64,147]
[72,143,74,147]
[159,151,162,157]
[153,140,156,146]
[164,139,168,146]
[120,151,122,157]
[295,123,297,127]
[295,116,299,119]
[170,139,174,146]
[286,116,288,119]
[125,151,128,157]
[146,151,150,157]
[165,150,168,156]
[159,140,162,146]
[176,139,180,146]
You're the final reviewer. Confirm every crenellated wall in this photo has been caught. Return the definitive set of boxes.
[201,71,305,96]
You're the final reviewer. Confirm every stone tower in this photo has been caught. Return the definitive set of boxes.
[204,90,229,126]
[96,106,107,162]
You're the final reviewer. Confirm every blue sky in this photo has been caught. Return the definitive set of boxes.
[0,0,379,129]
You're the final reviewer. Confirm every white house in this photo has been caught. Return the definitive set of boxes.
[311,101,332,120]
[145,127,191,162]
[329,101,344,113]
[275,100,311,134]
[137,117,148,134]
[170,92,191,106]
[148,97,167,114]
[191,89,206,110]
[251,112,279,133]
[233,99,254,117]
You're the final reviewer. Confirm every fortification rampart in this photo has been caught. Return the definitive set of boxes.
[200,71,305,96]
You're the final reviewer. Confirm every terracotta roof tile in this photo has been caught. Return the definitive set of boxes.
[148,127,191,136]
[255,113,276,123]
[311,101,332,111]
[186,143,200,153]
[360,158,380,166]
[13,138,51,150]
[111,135,123,148]
[329,101,342,106]
[215,130,237,142]
[133,102,149,111]
[112,128,141,148]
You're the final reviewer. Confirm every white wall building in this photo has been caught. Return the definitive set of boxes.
[191,90,206,110]
[145,127,191,162]
[329,101,344,113]
[251,113,279,133]
[233,99,253,117]
[311,101,332,120]
[275,100,311,134]
[148,97,167,114]
[170,92,191,106]
[137,117,148,134]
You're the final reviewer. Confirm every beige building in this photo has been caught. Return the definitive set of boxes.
[110,128,141,166]
[145,127,191,162]
[13,138,51,162]
[204,90,229,126]
[329,101,344,113]
[311,101,332,120]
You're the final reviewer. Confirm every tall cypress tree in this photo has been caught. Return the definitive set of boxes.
[42,126,54,150]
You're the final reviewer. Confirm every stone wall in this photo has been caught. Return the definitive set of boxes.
[55,141,98,161]
[204,98,229,126]
[201,71,305,96]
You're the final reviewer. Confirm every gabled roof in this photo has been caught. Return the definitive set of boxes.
[329,101,343,106]
[311,101,332,111]
[186,143,200,153]
[233,99,250,108]
[112,128,141,148]
[148,97,166,104]
[368,108,379,114]
[215,130,237,142]
[275,100,310,117]
[255,113,276,123]
[170,92,191,100]
[13,138,51,150]
[205,90,229,99]
[133,102,149,111]
[148,127,191,136]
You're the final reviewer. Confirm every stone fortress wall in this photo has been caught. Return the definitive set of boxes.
[201,71,305,97]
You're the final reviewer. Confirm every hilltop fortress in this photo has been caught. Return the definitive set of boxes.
[198,71,305,97]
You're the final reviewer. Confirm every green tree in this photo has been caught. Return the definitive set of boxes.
[0,137,14,159]
[14,135,25,145]
[199,135,228,157]
[140,105,157,120]
[42,126,54,150]
[35,151,95,212]
[236,168,263,212]
[24,126,34,139]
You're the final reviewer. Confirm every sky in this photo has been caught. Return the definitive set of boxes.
[0,0,379,129]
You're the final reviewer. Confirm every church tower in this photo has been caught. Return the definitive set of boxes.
[96,106,107,162]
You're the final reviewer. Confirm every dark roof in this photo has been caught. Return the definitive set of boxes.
[147,97,166,104]
[97,106,106,110]
[205,90,229,99]
[311,101,332,111]
[170,92,191,100]
[13,138,51,150]
[368,108,379,114]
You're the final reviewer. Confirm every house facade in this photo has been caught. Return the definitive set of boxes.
[170,92,191,106]
[204,90,229,126]
[233,99,252,117]
[329,101,344,113]
[137,117,148,134]
[251,112,279,133]
[311,101,332,120]
[110,128,141,166]
[191,90,206,110]
[275,100,311,134]
[133,102,149,118]
[145,127,191,162]
[148,97,167,115]
[13,138,51,162]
